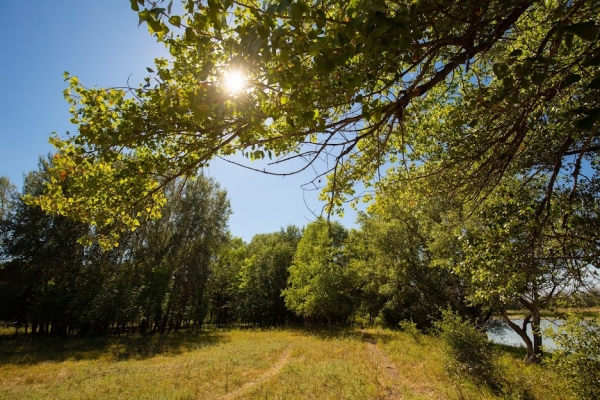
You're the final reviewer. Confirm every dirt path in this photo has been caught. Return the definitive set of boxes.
[363,333,403,399]
[363,332,441,399]
[218,348,292,400]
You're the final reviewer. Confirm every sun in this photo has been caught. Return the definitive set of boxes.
[223,70,247,94]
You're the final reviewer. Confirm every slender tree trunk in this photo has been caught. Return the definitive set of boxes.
[502,311,537,363]
[531,310,543,361]
[518,296,543,362]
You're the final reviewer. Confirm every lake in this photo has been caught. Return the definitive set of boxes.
[487,319,563,350]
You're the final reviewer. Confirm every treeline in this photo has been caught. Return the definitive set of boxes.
[0,158,485,336]
[0,158,231,335]
[1,158,599,365]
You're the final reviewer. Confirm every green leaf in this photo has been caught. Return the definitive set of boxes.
[509,49,523,58]
[493,63,508,79]
[184,27,196,41]
[361,104,370,119]
[531,72,545,85]
[563,21,598,42]
[563,74,581,88]
[308,43,321,57]
[583,54,600,67]
[302,110,315,120]
[587,77,600,90]
[158,69,172,81]
[372,21,388,37]
[290,2,306,20]
[574,108,600,130]
[138,10,151,26]
[146,67,155,73]
[502,76,515,88]
[149,7,166,18]
[564,33,574,49]
[130,0,140,11]
[168,15,181,27]
[371,107,382,122]
[576,115,597,131]
[277,0,292,13]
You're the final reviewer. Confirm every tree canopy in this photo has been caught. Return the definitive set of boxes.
[27,0,600,238]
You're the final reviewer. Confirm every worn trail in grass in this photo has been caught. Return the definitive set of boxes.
[219,347,292,400]
[0,328,575,400]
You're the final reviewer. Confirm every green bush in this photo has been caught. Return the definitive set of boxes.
[398,319,421,342]
[544,316,600,400]
[435,309,498,388]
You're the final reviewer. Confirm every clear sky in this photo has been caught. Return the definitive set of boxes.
[0,0,360,241]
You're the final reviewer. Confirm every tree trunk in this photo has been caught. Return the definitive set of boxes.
[502,311,537,363]
[531,310,543,361]
[517,296,543,363]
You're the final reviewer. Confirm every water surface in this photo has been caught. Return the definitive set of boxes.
[487,319,563,350]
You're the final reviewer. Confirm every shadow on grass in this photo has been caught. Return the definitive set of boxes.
[0,329,229,366]
[299,326,365,341]
[368,330,406,345]
[491,342,528,359]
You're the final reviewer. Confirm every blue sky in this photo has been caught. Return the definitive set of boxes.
[0,0,359,241]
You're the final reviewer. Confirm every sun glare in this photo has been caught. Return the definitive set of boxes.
[223,70,247,94]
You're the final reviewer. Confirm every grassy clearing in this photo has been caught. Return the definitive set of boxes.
[0,327,574,400]
[0,329,290,400]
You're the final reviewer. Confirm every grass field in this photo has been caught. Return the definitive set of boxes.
[0,327,574,400]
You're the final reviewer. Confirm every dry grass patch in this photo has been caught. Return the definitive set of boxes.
[242,330,389,399]
[0,329,291,400]
[0,327,577,400]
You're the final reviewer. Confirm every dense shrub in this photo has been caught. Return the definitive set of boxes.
[435,309,498,388]
[545,316,600,400]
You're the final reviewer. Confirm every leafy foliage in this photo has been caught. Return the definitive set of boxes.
[0,158,89,333]
[454,175,600,361]
[236,226,301,325]
[545,316,600,400]
[346,207,487,329]
[0,159,230,335]
[0,175,17,263]
[130,175,231,332]
[0,175,16,223]
[283,218,354,326]
[205,235,247,326]
[435,309,499,389]
[28,0,600,242]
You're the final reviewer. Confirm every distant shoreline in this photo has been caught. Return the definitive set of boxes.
[496,307,599,320]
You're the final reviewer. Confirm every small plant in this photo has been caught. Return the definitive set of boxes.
[544,316,600,400]
[435,309,498,388]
